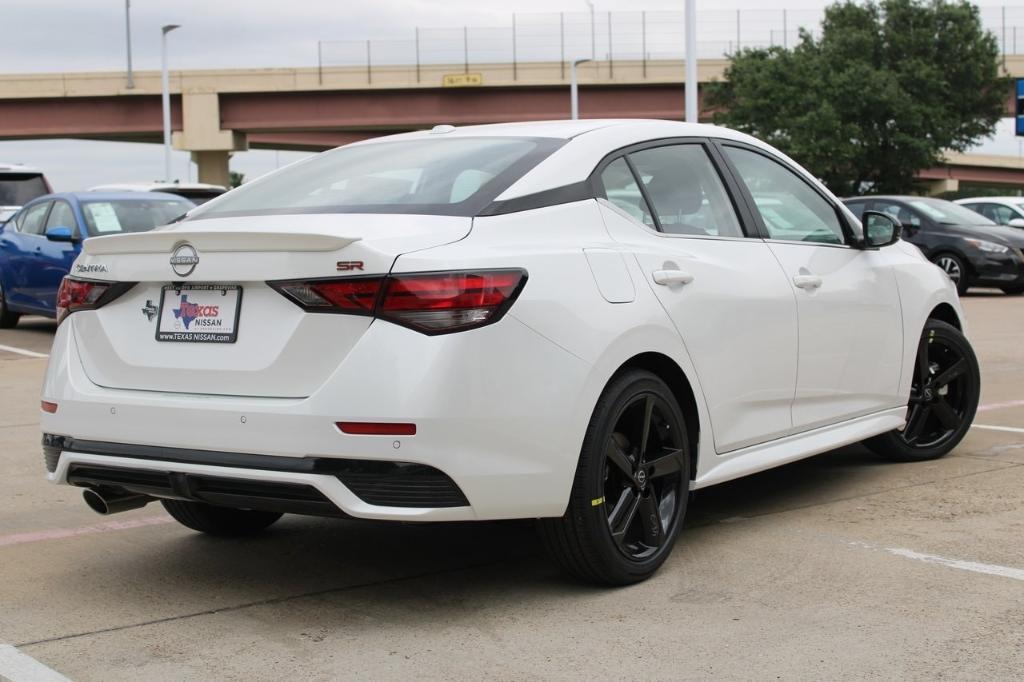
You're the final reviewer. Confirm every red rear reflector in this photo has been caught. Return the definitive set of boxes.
[41,401,58,414]
[337,422,417,436]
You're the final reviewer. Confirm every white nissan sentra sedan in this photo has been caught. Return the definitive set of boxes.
[40,120,979,584]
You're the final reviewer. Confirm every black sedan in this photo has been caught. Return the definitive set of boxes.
[843,195,1024,295]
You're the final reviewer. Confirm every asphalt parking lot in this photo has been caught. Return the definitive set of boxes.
[2,294,1023,681]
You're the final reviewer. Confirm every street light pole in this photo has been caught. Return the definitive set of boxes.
[124,0,134,88]
[570,58,591,120]
[161,24,180,183]
[585,0,595,60]
[684,0,697,123]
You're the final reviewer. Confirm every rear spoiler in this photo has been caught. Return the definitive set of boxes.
[83,230,359,255]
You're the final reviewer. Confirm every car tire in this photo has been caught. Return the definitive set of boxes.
[539,369,690,585]
[1001,285,1024,295]
[932,253,970,296]
[864,320,979,462]
[161,499,282,536]
[0,281,20,329]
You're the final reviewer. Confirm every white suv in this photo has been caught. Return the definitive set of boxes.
[955,196,1024,228]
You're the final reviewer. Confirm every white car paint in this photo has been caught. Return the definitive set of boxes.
[954,196,1024,227]
[41,119,964,523]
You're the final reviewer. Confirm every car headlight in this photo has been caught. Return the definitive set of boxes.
[964,238,1010,254]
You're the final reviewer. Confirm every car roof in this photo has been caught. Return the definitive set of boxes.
[358,119,790,201]
[954,196,1024,203]
[0,162,44,174]
[26,191,195,203]
[88,182,227,192]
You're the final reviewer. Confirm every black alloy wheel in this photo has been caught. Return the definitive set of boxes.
[865,320,979,461]
[603,394,686,561]
[540,370,689,585]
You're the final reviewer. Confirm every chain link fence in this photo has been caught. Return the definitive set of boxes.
[316,6,1024,85]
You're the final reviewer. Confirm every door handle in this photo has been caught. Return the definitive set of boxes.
[793,274,823,290]
[652,270,695,286]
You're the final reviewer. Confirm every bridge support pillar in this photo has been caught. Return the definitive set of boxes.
[191,150,231,187]
[172,91,247,188]
[922,178,959,196]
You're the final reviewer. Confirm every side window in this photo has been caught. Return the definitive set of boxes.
[45,201,77,234]
[598,157,654,228]
[986,204,1015,225]
[628,145,744,238]
[19,201,51,236]
[723,146,845,245]
[845,201,866,219]
[872,201,922,228]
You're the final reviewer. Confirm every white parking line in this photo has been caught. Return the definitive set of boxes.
[0,641,70,682]
[885,547,1024,582]
[972,424,1024,435]
[977,399,1024,413]
[0,344,48,359]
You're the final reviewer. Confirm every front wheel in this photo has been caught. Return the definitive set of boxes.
[932,253,969,296]
[865,320,980,461]
[162,500,282,536]
[540,369,690,585]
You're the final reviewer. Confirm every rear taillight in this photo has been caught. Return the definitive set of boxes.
[55,277,132,324]
[271,269,526,335]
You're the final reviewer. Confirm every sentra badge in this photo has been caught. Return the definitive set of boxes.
[170,244,199,277]
[75,263,108,274]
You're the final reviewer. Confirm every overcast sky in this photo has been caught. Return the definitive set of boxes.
[1,0,1021,191]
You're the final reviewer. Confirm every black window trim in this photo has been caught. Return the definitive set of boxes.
[713,140,860,248]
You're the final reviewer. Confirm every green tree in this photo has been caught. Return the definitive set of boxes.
[706,0,1007,196]
[229,170,245,188]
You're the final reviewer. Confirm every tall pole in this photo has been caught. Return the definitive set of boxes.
[685,0,697,123]
[585,1,596,60]
[571,58,591,119]
[161,24,180,183]
[125,0,134,88]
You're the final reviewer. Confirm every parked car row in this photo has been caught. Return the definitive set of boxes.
[843,195,1024,295]
[0,192,195,327]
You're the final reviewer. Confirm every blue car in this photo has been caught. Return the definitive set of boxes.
[0,192,194,327]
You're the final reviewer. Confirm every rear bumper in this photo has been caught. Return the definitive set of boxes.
[40,313,594,521]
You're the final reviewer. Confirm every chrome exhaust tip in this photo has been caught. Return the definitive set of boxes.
[82,488,153,515]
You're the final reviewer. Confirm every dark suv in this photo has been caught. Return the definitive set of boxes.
[843,195,1024,295]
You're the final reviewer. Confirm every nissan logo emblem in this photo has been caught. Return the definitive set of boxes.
[170,244,199,277]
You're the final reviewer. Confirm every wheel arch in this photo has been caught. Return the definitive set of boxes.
[611,352,700,481]
[927,302,962,331]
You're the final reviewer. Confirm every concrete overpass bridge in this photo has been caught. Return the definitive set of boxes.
[2,56,1024,189]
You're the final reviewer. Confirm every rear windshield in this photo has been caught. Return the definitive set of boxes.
[188,136,564,219]
[81,199,194,235]
[0,173,48,205]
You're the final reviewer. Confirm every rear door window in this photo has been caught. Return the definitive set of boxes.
[626,144,744,237]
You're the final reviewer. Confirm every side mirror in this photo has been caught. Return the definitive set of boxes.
[1008,217,1024,229]
[45,226,75,243]
[861,211,902,248]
